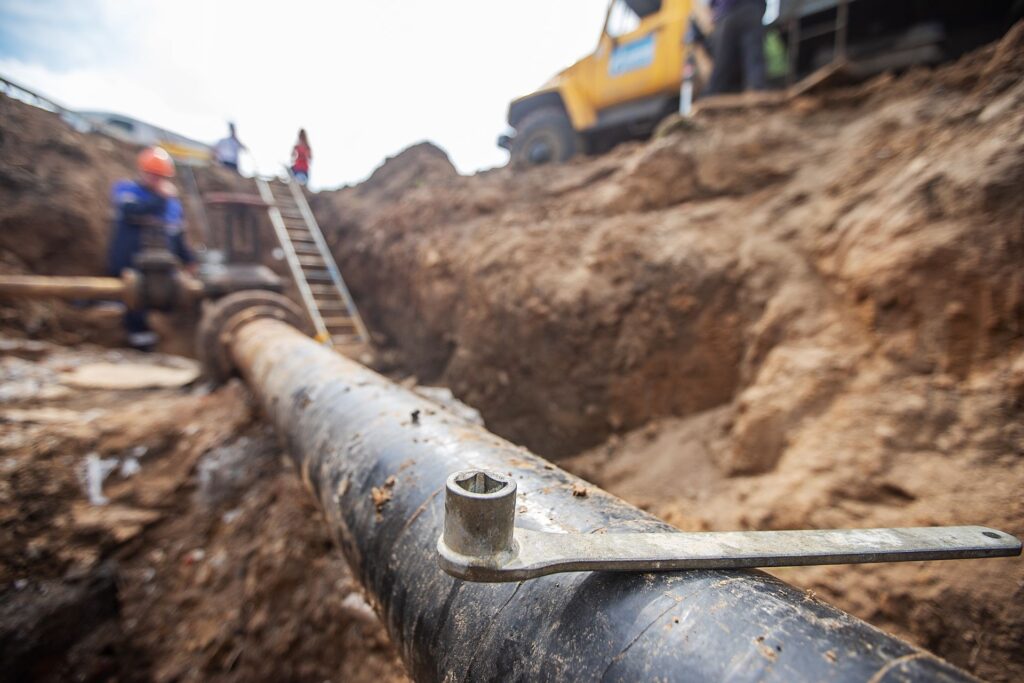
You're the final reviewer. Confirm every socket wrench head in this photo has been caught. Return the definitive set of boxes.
[442,469,517,562]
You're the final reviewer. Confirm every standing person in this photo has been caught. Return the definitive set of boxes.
[291,129,312,185]
[705,0,767,96]
[108,146,195,350]
[213,122,246,173]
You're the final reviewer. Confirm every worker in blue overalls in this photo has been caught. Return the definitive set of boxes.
[108,146,194,350]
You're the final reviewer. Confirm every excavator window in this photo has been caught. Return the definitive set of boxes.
[607,0,642,38]
[625,0,662,17]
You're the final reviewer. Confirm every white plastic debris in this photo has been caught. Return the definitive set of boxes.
[85,453,119,505]
[120,457,142,477]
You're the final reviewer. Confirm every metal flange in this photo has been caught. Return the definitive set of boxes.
[195,289,310,383]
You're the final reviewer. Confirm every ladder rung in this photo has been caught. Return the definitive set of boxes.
[331,335,363,346]
[287,234,315,242]
[298,256,325,266]
[315,300,345,309]
[293,244,320,254]
[305,270,332,281]
[324,317,356,328]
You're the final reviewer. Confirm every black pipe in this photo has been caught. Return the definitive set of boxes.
[229,318,973,682]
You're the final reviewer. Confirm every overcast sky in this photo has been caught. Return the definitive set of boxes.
[0,0,608,188]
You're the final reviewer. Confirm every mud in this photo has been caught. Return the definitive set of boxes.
[0,338,407,682]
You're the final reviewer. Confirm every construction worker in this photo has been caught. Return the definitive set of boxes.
[108,146,194,350]
[213,122,246,173]
[705,0,767,96]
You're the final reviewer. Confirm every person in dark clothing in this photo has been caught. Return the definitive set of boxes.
[108,146,194,350]
[705,0,767,95]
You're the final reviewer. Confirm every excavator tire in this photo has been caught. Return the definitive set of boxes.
[196,289,310,384]
[510,106,578,166]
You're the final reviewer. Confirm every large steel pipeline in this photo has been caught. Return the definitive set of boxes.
[228,317,976,682]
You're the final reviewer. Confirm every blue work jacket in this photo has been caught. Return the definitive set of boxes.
[107,180,193,276]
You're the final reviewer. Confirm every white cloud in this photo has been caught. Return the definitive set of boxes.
[1,0,607,188]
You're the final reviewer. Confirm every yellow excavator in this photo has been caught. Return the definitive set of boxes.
[500,0,1022,166]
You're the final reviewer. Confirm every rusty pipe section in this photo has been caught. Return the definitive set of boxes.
[228,317,975,682]
[0,271,203,310]
[0,274,130,302]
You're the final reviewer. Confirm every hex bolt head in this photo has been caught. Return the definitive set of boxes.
[443,469,517,560]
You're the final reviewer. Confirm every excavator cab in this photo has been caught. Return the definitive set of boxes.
[501,0,692,166]
[501,0,1023,167]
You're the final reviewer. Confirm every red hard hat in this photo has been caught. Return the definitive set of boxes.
[138,146,176,178]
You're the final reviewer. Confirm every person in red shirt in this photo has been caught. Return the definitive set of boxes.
[291,129,312,185]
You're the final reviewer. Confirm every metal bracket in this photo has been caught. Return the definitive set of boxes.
[437,469,1022,583]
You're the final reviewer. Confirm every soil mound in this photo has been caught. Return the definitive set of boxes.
[356,141,458,200]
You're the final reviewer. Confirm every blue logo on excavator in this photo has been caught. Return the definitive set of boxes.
[609,34,655,76]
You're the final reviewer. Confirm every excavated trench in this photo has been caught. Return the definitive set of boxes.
[1,23,1023,683]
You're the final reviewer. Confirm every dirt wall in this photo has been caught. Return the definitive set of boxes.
[313,27,1024,462]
